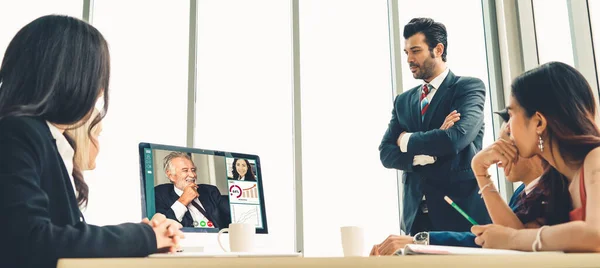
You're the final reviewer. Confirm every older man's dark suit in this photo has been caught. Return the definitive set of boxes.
[379,70,491,235]
[154,183,231,229]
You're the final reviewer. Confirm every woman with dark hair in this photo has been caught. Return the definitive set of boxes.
[470,110,572,231]
[471,61,600,252]
[231,158,256,181]
[0,15,183,268]
[370,110,571,255]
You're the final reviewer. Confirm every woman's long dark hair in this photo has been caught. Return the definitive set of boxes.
[514,160,572,225]
[511,61,600,224]
[511,61,600,167]
[231,158,255,180]
[0,15,110,206]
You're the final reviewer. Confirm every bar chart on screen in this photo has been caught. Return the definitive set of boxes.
[228,180,260,204]
[242,185,258,198]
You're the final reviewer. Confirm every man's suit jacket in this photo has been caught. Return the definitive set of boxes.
[0,116,156,268]
[154,183,231,229]
[379,70,491,234]
[429,184,526,247]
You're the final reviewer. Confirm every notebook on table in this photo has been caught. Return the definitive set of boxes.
[148,252,301,258]
[396,244,562,255]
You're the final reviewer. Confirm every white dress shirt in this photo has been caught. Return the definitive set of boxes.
[524,177,541,195]
[170,185,211,227]
[400,68,451,166]
[46,122,76,197]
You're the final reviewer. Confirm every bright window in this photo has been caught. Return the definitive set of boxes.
[84,0,190,225]
[532,0,575,66]
[194,0,295,252]
[300,0,399,256]
[587,0,600,87]
[0,0,82,63]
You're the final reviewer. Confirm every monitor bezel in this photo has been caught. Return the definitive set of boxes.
[138,142,269,234]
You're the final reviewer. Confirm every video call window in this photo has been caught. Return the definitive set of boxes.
[139,144,268,233]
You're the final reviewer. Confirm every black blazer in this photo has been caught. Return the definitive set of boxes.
[0,116,156,268]
[379,70,491,234]
[154,183,231,229]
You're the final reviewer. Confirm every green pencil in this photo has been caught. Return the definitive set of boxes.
[444,196,479,225]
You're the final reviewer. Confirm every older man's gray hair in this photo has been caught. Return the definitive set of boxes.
[163,151,192,174]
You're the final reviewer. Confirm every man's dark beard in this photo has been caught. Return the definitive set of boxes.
[415,65,435,80]
[413,51,437,80]
[414,59,436,80]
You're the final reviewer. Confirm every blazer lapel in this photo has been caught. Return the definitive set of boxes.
[422,71,457,128]
[198,194,217,228]
[170,187,194,226]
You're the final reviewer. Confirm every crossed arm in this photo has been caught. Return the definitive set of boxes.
[379,79,486,170]
[403,81,485,156]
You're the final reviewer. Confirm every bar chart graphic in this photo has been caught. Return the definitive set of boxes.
[228,181,260,204]
[242,185,258,198]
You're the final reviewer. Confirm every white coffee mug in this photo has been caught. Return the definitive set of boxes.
[340,226,365,257]
[217,223,255,252]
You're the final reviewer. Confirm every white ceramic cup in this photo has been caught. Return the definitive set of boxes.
[340,226,365,257]
[217,223,256,252]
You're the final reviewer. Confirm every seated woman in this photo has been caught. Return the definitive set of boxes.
[472,62,600,252]
[370,109,571,255]
[0,15,183,268]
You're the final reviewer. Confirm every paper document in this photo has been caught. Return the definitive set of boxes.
[148,252,301,258]
[398,244,562,255]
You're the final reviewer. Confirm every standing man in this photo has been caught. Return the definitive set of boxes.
[379,18,490,235]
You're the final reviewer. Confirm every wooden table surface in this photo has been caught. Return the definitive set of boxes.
[57,253,600,268]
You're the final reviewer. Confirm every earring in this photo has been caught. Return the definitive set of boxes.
[538,133,544,152]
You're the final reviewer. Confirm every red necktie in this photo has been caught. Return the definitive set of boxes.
[420,84,430,121]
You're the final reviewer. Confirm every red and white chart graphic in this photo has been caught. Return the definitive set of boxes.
[228,180,260,205]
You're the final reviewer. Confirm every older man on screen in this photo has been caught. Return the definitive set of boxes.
[154,152,231,229]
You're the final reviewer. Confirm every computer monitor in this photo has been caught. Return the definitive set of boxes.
[138,143,268,234]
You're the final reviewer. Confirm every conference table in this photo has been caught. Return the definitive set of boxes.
[57,253,600,268]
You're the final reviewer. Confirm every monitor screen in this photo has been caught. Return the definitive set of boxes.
[139,143,268,234]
